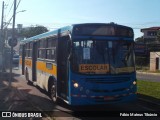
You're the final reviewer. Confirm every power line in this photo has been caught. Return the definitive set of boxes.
[6,0,14,19]
[16,0,22,10]
[4,0,22,28]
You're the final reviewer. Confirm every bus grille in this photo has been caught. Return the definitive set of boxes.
[90,88,128,93]
[85,77,130,84]
[93,95,123,102]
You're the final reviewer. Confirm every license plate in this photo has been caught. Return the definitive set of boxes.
[104,96,114,100]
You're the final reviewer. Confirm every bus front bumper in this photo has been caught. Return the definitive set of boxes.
[69,93,137,106]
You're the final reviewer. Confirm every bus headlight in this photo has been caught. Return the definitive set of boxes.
[74,83,79,88]
[133,81,136,85]
[130,81,137,89]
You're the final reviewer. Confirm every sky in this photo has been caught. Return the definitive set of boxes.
[1,0,160,39]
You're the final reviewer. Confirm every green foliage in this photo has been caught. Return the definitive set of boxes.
[135,36,144,43]
[138,80,160,99]
[157,30,160,42]
[20,25,49,38]
[135,56,149,66]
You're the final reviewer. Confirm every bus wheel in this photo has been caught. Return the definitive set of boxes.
[50,83,57,103]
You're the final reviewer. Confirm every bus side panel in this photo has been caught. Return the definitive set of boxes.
[36,60,57,91]
[36,60,47,90]
[19,57,23,74]
[19,45,25,75]
[25,58,32,81]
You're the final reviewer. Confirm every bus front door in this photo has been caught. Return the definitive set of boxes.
[22,45,25,75]
[57,36,69,100]
[32,42,37,81]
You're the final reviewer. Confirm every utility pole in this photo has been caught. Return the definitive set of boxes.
[9,0,16,87]
[1,1,4,37]
[0,1,4,72]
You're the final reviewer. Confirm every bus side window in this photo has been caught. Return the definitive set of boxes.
[46,37,57,61]
[38,39,47,59]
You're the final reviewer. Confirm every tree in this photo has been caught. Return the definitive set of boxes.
[157,30,160,43]
[20,25,49,38]
[135,36,144,43]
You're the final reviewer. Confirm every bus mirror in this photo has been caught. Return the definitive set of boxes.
[68,41,72,60]
[68,34,72,60]
[68,34,72,49]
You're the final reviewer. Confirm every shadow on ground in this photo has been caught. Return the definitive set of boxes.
[0,72,56,120]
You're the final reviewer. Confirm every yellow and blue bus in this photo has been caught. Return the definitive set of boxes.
[19,23,137,105]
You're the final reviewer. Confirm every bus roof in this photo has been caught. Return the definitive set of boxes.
[21,25,72,44]
[21,23,133,44]
[73,23,132,29]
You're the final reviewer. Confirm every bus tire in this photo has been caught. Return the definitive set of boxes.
[49,79,57,103]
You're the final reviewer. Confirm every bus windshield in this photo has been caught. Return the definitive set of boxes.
[71,40,135,74]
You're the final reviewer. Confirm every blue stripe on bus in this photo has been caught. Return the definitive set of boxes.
[72,36,133,41]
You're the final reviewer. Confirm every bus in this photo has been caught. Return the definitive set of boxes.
[19,23,137,105]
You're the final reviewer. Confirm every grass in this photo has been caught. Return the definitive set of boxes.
[137,80,160,100]
[136,66,149,71]
[149,70,160,73]
[136,65,160,73]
